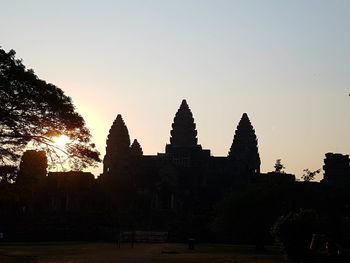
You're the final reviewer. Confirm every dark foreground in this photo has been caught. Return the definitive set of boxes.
[0,243,287,263]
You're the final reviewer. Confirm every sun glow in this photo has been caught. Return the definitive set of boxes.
[52,135,71,149]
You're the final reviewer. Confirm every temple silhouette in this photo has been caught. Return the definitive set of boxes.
[99,99,262,211]
[1,99,350,243]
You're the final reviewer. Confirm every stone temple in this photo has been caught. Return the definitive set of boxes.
[100,99,261,213]
[3,99,349,242]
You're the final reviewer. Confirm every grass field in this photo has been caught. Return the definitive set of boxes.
[0,243,288,263]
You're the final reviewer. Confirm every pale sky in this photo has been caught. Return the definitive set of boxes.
[1,0,349,180]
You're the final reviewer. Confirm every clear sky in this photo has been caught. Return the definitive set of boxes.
[1,0,349,180]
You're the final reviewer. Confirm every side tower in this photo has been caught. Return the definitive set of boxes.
[322,152,350,185]
[165,99,210,167]
[228,113,261,179]
[130,139,143,157]
[103,114,131,175]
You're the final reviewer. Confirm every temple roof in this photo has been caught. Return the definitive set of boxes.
[170,99,198,147]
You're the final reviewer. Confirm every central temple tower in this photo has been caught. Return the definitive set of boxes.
[169,99,198,147]
[165,99,210,167]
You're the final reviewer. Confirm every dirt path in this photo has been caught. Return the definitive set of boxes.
[0,243,287,263]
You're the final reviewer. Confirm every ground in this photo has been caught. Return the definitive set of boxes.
[0,243,287,263]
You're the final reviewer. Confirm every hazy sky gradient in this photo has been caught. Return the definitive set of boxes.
[1,0,349,179]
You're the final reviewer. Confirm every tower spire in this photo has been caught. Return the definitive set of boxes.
[169,99,198,147]
[103,114,131,174]
[131,139,143,157]
[229,113,260,174]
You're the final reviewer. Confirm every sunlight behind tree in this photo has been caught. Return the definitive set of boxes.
[52,135,71,149]
[0,47,101,169]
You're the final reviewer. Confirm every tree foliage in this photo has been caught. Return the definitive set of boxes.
[0,47,100,169]
[213,185,283,246]
[302,169,321,182]
[0,165,17,183]
[272,209,319,262]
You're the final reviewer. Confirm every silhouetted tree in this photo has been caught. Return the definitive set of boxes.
[272,209,320,262]
[0,165,17,183]
[0,47,100,169]
[274,159,285,173]
[302,168,321,182]
[213,185,283,247]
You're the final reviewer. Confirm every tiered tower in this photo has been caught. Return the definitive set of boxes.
[169,99,198,147]
[130,139,143,157]
[165,100,210,167]
[228,113,261,176]
[103,114,131,174]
